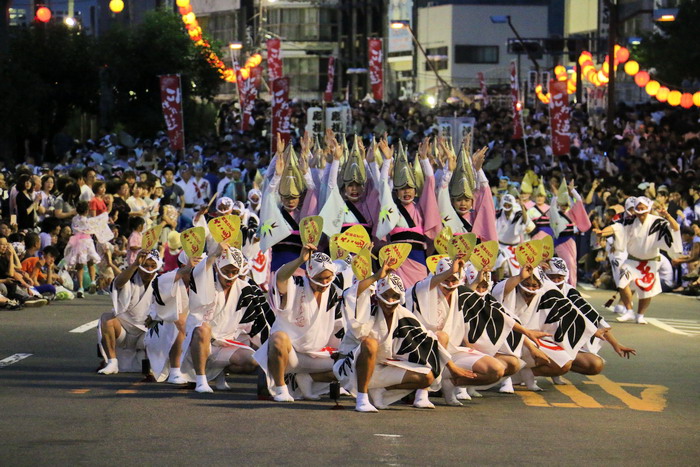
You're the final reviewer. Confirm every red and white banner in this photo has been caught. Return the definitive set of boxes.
[549,80,571,156]
[368,38,383,101]
[158,74,185,150]
[509,61,523,139]
[324,56,335,103]
[478,72,489,105]
[266,38,282,83]
[271,77,291,153]
[240,67,260,131]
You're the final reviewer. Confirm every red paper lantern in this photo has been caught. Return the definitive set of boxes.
[680,93,693,109]
[634,71,650,87]
[36,6,52,23]
[616,47,630,63]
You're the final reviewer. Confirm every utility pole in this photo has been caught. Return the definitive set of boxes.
[605,0,617,135]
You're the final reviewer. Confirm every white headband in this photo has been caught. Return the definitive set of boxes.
[307,252,337,279]
[634,196,652,214]
[215,247,244,279]
[376,273,406,305]
[546,257,569,285]
[139,249,163,274]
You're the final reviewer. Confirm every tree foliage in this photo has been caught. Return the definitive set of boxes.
[635,0,700,85]
[0,10,222,161]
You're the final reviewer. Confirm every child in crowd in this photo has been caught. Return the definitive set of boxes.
[126,216,146,265]
[64,201,100,298]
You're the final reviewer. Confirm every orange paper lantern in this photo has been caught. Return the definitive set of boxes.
[680,93,693,109]
[656,87,670,102]
[616,47,630,63]
[645,80,660,96]
[667,90,681,106]
[36,6,52,22]
[634,71,650,87]
[624,60,639,76]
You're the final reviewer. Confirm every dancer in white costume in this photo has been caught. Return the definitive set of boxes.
[97,249,162,374]
[544,257,636,382]
[407,256,512,406]
[143,251,201,384]
[594,196,681,324]
[181,244,274,393]
[495,194,533,278]
[254,246,343,402]
[491,264,597,391]
[334,264,474,412]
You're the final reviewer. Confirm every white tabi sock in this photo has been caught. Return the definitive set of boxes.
[167,367,187,384]
[368,388,388,409]
[455,387,471,400]
[294,373,320,400]
[273,385,294,402]
[519,368,542,392]
[355,392,378,413]
[98,358,119,375]
[467,387,483,398]
[499,377,515,394]
[413,388,435,409]
[440,379,463,406]
[215,372,231,391]
[551,376,567,385]
[195,374,213,393]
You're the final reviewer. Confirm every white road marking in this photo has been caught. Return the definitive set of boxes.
[374,434,402,438]
[579,292,591,299]
[69,320,99,333]
[0,353,33,368]
[646,318,692,336]
[578,283,595,291]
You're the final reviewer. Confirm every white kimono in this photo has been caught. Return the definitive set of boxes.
[491,280,597,367]
[407,279,487,370]
[143,270,189,382]
[253,273,343,396]
[97,274,154,372]
[334,282,450,406]
[616,214,682,298]
[496,208,532,276]
[181,260,275,381]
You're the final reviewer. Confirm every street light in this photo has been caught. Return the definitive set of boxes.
[653,8,678,22]
[489,15,540,74]
[390,20,452,97]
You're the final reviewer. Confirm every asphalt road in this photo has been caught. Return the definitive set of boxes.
[1,287,699,466]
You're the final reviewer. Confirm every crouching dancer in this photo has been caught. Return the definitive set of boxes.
[334,263,475,412]
[98,249,162,374]
[254,245,344,402]
[181,244,274,393]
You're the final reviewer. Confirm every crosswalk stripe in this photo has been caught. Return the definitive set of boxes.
[0,353,33,368]
[69,320,100,333]
[646,318,692,336]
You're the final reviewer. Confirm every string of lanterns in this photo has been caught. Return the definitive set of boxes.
[536,45,700,108]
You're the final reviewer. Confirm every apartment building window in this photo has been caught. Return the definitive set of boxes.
[455,45,499,64]
[425,46,448,71]
[267,8,337,41]
[208,12,237,44]
[285,57,325,92]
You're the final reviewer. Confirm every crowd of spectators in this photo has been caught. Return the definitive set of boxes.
[0,96,698,310]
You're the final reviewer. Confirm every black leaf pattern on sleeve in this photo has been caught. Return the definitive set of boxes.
[539,289,586,348]
[461,291,506,345]
[393,316,442,377]
[649,217,673,248]
[238,282,276,344]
